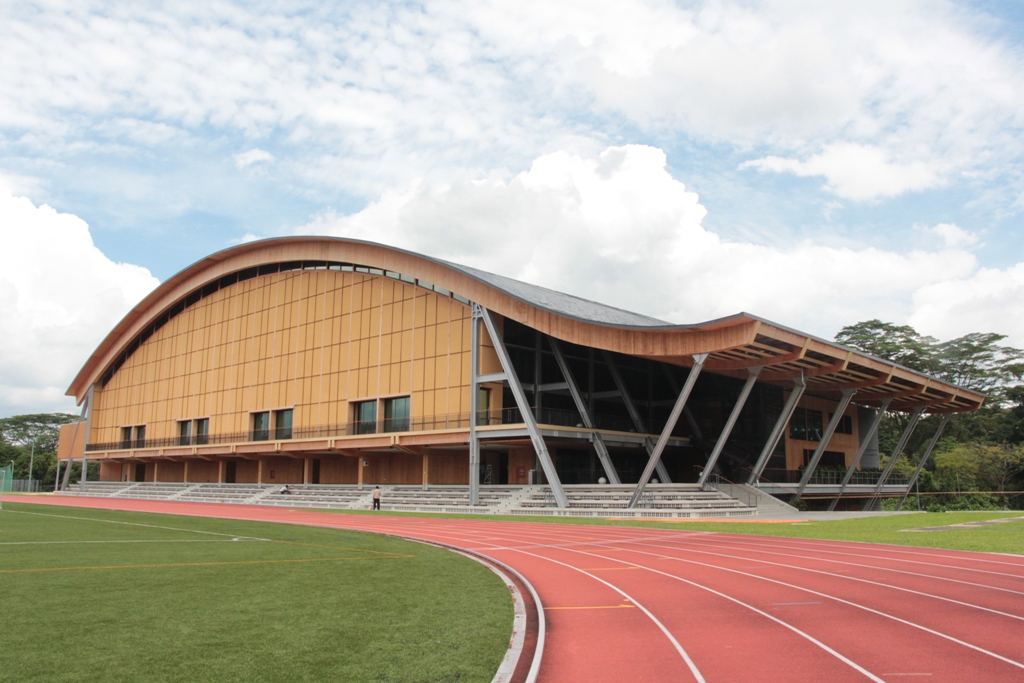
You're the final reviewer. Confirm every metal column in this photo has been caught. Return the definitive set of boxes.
[827,399,892,511]
[697,367,761,487]
[469,306,482,506]
[747,373,806,485]
[604,351,672,483]
[62,385,93,491]
[627,354,708,508]
[895,414,951,511]
[863,406,924,510]
[549,338,620,484]
[796,389,857,497]
[477,306,569,508]
[663,366,704,441]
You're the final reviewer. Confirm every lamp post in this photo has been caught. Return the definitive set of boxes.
[27,440,37,492]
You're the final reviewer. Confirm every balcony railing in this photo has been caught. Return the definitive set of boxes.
[86,406,671,452]
[754,468,908,487]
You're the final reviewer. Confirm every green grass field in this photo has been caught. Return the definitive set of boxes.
[312,507,1024,555]
[0,502,511,683]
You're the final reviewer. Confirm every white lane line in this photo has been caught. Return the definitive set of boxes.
[683,535,1024,580]
[544,544,887,683]
[4,510,271,541]
[629,539,1024,623]
[345,525,705,681]
[396,526,885,683]
[505,547,705,683]
[660,536,1024,597]
[696,534,1024,572]
[0,539,259,545]
[605,544,1024,672]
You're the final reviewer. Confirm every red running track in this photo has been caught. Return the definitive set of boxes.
[17,496,1024,683]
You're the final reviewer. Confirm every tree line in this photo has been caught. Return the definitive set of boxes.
[0,413,95,488]
[835,320,1024,510]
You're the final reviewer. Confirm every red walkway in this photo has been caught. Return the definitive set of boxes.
[18,496,1024,683]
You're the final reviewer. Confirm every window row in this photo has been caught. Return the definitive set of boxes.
[789,408,854,442]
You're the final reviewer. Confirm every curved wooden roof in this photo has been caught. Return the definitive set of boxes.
[67,237,985,413]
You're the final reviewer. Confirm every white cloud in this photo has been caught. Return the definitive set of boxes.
[301,144,1021,345]
[740,143,941,200]
[910,263,1024,345]
[233,149,274,169]
[931,223,979,249]
[1,1,1022,201]
[0,191,159,416]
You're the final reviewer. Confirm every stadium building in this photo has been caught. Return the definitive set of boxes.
[57,238,984,512]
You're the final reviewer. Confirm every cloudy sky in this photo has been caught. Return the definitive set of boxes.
[2,0,1024,417]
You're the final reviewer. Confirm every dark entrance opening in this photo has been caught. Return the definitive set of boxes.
[225,461,237,484]
[134,463,146,482]
[311,459,321,484]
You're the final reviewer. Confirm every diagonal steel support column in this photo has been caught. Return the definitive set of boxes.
[895,414,951,512]
[827,398,892,512]
[604,351,672,483]
[748,373,806,485]
[627,354,708,509]
[662,366,704,441]
[697,367,761,487]
[863,406,924,510]
[469,306,482,506]
[796,388,857,497]
[477,306,569,508]
[550,338,620,484]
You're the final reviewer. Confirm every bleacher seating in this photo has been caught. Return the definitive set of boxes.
[62,481,756,517]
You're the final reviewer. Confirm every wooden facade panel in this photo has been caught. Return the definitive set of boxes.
[319,455,359,484]
[262,457,304,484]
[784,394,862,471]
[508,448,534,485]
[235,460,258,483]
[186,460,220,483]
[90,269,477,450]
[426,452,469,485]
[362,453,423,485]
[156,461,185,482]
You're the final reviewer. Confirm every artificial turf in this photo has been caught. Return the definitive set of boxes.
[0,502,512,683]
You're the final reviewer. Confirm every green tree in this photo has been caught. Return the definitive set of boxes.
[0,413,80,452]
[934,333,1024,403]
[835,320,939,374]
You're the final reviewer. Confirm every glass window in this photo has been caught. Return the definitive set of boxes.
[383,397,410,433]
[134,425,146,448]
[178,420,191,446]
[789,408,823,442]
[274,409,293,440]
[252,412,269,441]
[195,418,209,445]
[476,388,491,426]
[830,413,853,435]
[805,410,823,441]
[121,427,133,449]
[354,401,377,435]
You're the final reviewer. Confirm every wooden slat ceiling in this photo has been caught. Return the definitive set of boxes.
[699,330,983,412]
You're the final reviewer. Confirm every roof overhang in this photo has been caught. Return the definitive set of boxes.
[67,237,985,413]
